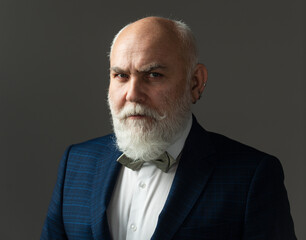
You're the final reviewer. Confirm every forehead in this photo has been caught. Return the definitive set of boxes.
[111,42,176,68]
[110,21,185,68]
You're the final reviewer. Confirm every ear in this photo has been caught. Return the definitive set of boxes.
[190,63,208,104]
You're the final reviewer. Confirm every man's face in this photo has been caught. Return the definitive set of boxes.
[107,20,193,161]
[108,22,190,126]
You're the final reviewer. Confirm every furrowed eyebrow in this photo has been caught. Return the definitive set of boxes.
[110,64,166,74]
[138,63,167,73]
[110,67,126,73]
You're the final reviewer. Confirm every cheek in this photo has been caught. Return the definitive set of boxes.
[108,89,123,113]
[109,82,126,104]
[160,80,186,102]
[157,82,190,110]
[152,89,176,110]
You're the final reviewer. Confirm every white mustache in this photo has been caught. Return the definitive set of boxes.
[117,104,166,121]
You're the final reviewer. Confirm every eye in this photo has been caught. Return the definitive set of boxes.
[114,73,129,80]
[148,72,163,78]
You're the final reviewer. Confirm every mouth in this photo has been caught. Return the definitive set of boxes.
[127,114,149,120]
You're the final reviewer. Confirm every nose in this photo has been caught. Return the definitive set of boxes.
[125,77,146,103]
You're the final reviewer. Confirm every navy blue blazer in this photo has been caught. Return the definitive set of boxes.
[41,117,296,239]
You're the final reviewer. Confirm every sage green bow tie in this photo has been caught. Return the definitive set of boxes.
[117,152,176,173]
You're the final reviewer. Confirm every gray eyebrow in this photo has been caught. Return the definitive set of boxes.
[110,63,167,74]
[138,63,167,73]
[110,67,126,73]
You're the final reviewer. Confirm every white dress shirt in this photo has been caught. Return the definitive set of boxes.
[107,115,192,240]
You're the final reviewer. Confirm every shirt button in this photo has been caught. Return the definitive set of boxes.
[130,224,137,232]
[139,181,146,189]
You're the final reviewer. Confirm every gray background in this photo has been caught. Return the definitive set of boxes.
[1,0,305,239]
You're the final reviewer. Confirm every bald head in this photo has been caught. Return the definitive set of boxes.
[109,17,198,76]
[108,17,208,161]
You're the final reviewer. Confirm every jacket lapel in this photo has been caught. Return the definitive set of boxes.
[151,118,217,240]
[91,137,122,240]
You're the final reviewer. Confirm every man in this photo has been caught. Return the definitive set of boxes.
[41,17,296,240]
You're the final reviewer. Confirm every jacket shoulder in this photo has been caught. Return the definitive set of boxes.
[64,134,119,168]
[71,134,117,153]
[189,117,277,165]
[208,131,263,153]
[206,130,278,166]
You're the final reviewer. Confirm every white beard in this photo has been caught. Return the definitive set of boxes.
[108,89,191,162]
